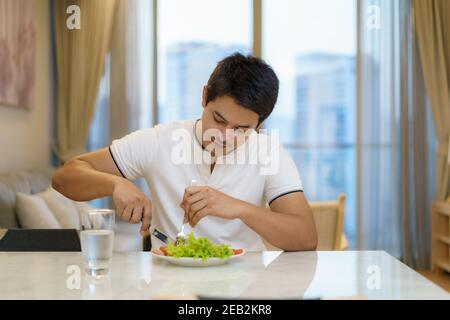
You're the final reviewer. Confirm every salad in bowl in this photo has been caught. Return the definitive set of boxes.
[151,232,245,267]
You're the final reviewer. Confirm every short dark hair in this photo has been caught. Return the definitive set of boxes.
[206,53,279,125]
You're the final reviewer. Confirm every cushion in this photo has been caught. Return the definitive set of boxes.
[26,168,54,194]
[38,187,83,229]
[0,168,53,229]
[15,193,61,229]
[0,173,31,228]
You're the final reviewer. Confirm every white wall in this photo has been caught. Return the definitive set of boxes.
[0,0,53,173]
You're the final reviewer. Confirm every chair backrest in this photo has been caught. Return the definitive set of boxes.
[310,194,346,250]
[262,193,346,251]
[431,200,450,272]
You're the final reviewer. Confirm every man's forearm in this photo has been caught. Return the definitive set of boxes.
[52,160,121,201]
[238,202,317,251]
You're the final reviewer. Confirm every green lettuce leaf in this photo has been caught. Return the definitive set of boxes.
[167,232,233,261]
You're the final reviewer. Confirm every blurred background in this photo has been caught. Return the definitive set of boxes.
[0,0,449,290]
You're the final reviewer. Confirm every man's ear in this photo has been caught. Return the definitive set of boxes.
[202,86,207,109]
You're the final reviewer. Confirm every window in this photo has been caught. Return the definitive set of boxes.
[262,0,357,247]
[87,0,358,245]
[157,0,252,123]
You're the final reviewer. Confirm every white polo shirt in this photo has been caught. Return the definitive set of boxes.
[110,119,303,251]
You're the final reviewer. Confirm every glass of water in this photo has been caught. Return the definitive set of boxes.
[80,209,115,277]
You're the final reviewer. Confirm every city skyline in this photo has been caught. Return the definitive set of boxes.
[160,42,356,245]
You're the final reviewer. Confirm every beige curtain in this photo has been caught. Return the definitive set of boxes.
[413,0,450,201]
[54,0,116,162]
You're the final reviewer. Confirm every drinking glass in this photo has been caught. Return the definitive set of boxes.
[80,209,115,277]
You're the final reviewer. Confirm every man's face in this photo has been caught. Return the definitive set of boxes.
[200,87,260,154]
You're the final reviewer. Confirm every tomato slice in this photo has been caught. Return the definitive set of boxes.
[232,248,243,255]
[159,246,169,256]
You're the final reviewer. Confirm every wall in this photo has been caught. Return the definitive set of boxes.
[0,0,53,173]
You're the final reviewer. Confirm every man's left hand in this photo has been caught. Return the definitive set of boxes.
[179,186,247,227]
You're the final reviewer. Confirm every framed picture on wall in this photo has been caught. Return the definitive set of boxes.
[0,0,36,110]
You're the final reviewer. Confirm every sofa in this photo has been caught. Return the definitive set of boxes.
[0,168,143,251]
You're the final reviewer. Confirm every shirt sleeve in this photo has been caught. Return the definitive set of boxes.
[109,128,159,180]
[264,143,303,205]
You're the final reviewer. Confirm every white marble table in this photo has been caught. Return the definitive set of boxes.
[0,251,448,300]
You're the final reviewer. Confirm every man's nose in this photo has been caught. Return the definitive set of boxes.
[222,126,235,140]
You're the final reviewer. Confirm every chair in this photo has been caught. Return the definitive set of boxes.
[311,193,347,250]
[431,200,450,273]
[263,193,348,251]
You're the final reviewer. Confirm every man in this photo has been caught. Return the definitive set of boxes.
[52,53,317,251]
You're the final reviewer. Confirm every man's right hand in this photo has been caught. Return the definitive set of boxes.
[112,178,152,236]
[52,148,153,236]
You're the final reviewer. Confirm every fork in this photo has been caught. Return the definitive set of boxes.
[175,179,199,245]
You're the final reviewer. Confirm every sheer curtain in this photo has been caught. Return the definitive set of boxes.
[89,0,154,151]
[110,0,154,200]
[87,0,154,208]
[110,0,154,139]
[357,0,434,268]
